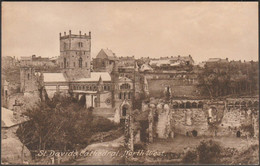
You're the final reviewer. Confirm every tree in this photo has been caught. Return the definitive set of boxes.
[197,140,221,164]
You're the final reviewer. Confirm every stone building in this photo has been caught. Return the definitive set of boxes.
[92,48,118,73]
[58,30,91,80]
[149,55,194,70]
[20,55,56,67]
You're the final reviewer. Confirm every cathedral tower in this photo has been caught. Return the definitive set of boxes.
[58,30,91,80]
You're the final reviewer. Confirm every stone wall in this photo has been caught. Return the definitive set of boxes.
[172,108,209,136]
[142,98,259,140]
[147,79,200,98]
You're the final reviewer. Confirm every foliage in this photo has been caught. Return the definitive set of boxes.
[197,139,221,164]
[182,150,198,164]
[132,92,146,110]
[16,94,119,152]
[240,124,254,137]
[197,61,258,98]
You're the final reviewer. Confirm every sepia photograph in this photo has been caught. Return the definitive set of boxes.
[1,1,259,165]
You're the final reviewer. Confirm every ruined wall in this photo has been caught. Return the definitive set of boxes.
[172,108,209,136]
[143,99,259,139]
[20,67,39,93]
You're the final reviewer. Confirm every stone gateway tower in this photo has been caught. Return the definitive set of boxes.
[58,30,91,80]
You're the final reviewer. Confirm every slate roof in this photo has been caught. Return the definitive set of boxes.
[75,72,111,82]
[97,49,118,61]
[43,73,67,82]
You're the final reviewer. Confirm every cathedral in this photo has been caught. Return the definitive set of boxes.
[19,30,146,120]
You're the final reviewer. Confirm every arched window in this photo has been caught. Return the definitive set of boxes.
[173,102,179,108]
[253,101,258,108]
[235,102,240,109]
[248,101,253,108]
[198,102,203,108]
[122,105,127,116]
[241,101,246,108]
[79,57,83,68]
[120,83,131,90]
[124,92,127,99]
[179,102,184,108]
[192,102,197,108]
[186,102,191,108]
[64,58,67,68]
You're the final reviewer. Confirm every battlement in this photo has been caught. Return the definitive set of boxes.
[59,30,91,39]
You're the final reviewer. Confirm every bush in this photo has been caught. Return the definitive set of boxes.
[182,150,198,164]
[197,140,221,164]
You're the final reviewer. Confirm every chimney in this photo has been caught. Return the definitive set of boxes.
[69,30,71,35]
[84,33,86,36]
[226,58,228,61]
[89,31,91,37]
[189,54,191,57]
[64,32,66,35]
[79,31,81,36]
[59,33,61,37]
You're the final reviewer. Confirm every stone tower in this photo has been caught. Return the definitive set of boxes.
[59,30,91,80]
[20,67,39,93]
[111,60,120,107]
[96,76,104,107]
[133,62,142,99]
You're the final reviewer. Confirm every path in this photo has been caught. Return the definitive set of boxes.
[71,136,125,165]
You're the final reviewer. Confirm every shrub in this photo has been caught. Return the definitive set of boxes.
[182,150,198,164]
[197,140,221,164]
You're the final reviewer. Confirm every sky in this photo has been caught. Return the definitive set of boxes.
[2,2,258,63]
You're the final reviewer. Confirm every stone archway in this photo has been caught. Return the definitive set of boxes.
[236,131,241,137]
[122,105,128,116]
[120,100,131,118]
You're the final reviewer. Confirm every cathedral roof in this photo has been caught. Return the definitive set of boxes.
[74,72,111,82]
[43,73,67,82]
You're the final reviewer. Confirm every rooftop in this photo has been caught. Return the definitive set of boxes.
[74,72,111,82]
[43,73,67,82]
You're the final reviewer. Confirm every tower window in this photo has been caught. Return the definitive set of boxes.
[27,73,30,80]
[64,58,67,68]
[119,92,122,99]
[79,57,83,68]
[78,42,83,48]
[124,92,127,99]
[64,43,67,50]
